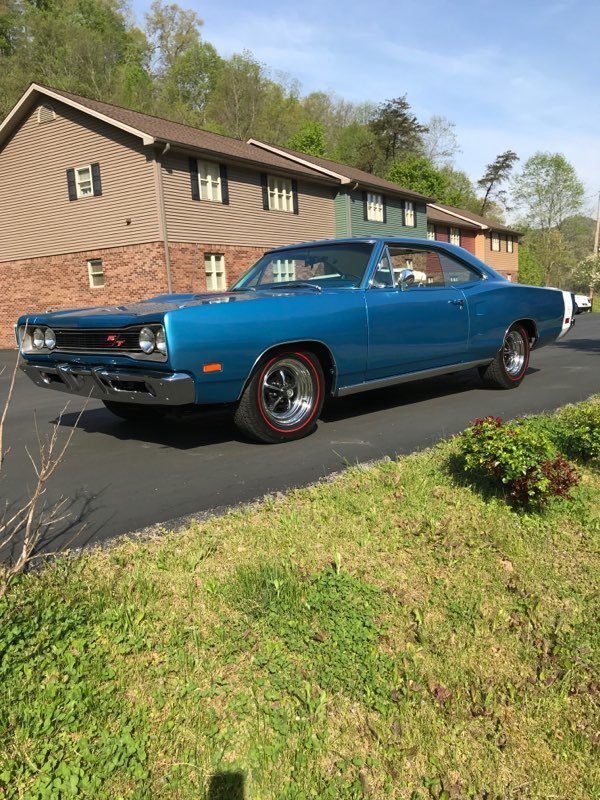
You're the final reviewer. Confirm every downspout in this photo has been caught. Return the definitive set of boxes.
[153,142,173,293]
[346,182,359,236]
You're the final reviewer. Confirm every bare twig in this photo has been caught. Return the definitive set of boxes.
[0,353,20,471]
[0,354,90,599]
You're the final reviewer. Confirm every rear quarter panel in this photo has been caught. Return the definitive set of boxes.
[464,281,565,360]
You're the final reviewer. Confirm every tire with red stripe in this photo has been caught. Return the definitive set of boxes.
[479,323,530,389]
[234,350,325,443]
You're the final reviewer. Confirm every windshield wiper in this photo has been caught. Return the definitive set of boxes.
[263,282,322,293]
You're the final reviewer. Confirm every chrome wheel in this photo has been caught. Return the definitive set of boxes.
[260,357,315,428]
[503,330,527,377]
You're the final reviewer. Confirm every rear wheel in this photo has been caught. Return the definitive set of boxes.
[234,350,325,443]
[479,323,530,389]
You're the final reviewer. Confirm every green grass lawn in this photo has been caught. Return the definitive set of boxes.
[1,405,599,799]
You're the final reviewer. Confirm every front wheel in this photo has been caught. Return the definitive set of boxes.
[234,351,325,443]
[479,323,530,389]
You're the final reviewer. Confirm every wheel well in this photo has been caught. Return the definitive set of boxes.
[246,341,337,397]
[515,318,538,347]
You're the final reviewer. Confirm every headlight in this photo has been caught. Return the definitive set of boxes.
[33,328,45,349]
[139,326,156,354]
[44,327,56,350]
[155,326,167,355]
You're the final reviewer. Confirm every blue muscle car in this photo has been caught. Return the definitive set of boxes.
[17,237,575,443]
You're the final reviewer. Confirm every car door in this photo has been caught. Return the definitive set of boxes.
[364,244,482,381]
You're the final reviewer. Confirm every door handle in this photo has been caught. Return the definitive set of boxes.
[448,298,465,308]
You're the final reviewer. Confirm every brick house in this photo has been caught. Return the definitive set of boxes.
[427,203,520,281]
[0,83,430,348]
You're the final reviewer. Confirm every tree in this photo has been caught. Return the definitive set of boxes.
[517,244,544,286]
[521,228,571,287]
[330,122,379,173]
[145,1,220,124]
[435,166,479,212]
[0,0,153,118]
[558,215,596,266]
[387,155,447,198]
[286,121,325,156]
[368,96,427,175]
[204,51,267,139]
[477,150,519,216]
[421,115,460,165]
[513,152,584,230]
[573,254,600,300]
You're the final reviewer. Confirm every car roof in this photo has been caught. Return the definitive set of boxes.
[263,236,504,281]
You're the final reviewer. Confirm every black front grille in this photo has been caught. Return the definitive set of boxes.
[54,328,142,353]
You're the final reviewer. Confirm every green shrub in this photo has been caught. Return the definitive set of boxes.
[456,416,579,506]
[554,400,600,463]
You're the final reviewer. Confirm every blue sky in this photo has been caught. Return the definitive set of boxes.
[134,0,600,215]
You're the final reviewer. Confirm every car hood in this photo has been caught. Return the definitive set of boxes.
[20,290,299,327]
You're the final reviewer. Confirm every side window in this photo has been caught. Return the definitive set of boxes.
[439,253,483,285]
[387,246,483,288]
[371,251,395,288]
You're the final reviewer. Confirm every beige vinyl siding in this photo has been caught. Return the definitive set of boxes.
[0,102,159,262]
[483,233,519,274]
[162,155,336,248]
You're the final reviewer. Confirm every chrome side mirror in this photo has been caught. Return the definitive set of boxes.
[397,268,415,291]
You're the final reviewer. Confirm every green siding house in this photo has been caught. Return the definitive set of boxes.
[248,139,430,239]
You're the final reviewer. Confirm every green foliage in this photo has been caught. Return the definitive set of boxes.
[227,564,395,709]
[387,155,447,198]
[286,121,325,156]
[559,215,597,265]
[477,150,519,216]
[367,95,427,175]
[457,416,579,506]
[0,574,149,794]
[513,151,585,231]
[554,400,600,462]
[517,243,544,285]
[520,227,572,287]
[573,254,600,294]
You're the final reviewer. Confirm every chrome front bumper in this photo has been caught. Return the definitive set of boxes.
[20,362,196,406]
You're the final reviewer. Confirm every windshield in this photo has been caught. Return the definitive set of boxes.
[230,242,375,291]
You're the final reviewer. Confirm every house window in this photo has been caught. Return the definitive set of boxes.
[427,223,435,240]
[87,259,104,288]
[198,160,222,202]
[366,192,384,222]
[449,227,461,246]
[204,253,226,291]
[507,235,514,253]
[404,201,415,227]
[268,175,293,213]
[273,259,296,282]
[76,166,93,198]
[491,232,500,252]
[67,163,101,201]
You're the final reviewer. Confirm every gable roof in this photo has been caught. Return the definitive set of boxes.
[428,203,521,236]
[247,139,433,203]
[0,84,339,183]
[426,206,481,230]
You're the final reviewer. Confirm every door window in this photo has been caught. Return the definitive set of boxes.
[387,246,483,288]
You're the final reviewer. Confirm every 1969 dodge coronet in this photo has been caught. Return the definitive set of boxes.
[17,237,574,443]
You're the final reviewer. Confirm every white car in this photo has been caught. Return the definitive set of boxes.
[574,294,592,313]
